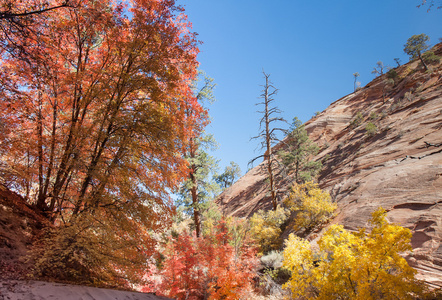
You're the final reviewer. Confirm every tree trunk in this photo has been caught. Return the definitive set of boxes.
[264,76,277,211]
[190,170,201,237]
[418,53,428,71]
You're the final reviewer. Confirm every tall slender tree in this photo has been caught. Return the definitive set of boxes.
[178,133,219,237]
[353,72,360,92]
[250,72,287,210]
[179,72,218,237]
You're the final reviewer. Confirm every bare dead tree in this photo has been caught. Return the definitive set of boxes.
[250,72,287,210]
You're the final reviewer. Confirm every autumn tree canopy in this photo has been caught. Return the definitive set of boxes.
[0,0,205,284]
[283,208,424,299]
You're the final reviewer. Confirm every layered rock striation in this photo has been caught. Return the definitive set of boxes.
[216,44,442,287]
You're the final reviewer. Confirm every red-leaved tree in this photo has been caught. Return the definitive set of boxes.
[142,220,259,299]
[0,0,206,285]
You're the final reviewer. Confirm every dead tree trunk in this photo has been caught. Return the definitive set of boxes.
[250,72,287,211]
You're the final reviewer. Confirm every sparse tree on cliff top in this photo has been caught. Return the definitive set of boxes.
[418,0,442,11]
[404,33,431,70]
[250,72,287,211]
[353,72,360,92]
[371,61,387,76]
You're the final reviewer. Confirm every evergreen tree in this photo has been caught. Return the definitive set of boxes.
[178,72,218,237]
[404,34,431,70]
[279,117,322,184]
[215,161,241,190]
[177,134,220,238]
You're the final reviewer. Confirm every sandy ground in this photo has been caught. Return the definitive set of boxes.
[0,280,171,300]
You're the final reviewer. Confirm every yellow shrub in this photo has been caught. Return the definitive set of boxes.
[282,207,425,300]
[249,206,290,254]
[285,182,337,230]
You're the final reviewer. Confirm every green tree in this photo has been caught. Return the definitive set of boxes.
[404,33,431,70]
[365,122,377,137]
[250,72,287,210]
[178,72,218,238]
[386,69,399,83]
[422,51,441,65]
[283,207,425,300]
[279,117,322,184]
[215,161,241,189]
[178,133,220,238]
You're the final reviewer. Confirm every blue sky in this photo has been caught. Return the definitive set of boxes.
[179,0,441,175]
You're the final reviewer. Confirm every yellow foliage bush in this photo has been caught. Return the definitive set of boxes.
[282,207,425,300]
[249,206,290,254]
[285,182,336,231]
[30,210,155,287]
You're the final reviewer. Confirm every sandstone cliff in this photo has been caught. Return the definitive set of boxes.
[216,44,442,288]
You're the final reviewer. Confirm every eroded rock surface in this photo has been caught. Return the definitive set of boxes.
[216,44,442,288]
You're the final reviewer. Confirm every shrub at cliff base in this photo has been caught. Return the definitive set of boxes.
[142,220,259,300]
[285,182,337,231]
[249,206,290,254]
[283,207,426,300]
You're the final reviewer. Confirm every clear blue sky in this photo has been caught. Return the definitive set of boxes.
[179,0,441,175]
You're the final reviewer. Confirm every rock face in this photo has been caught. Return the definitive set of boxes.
[216,44,442,288]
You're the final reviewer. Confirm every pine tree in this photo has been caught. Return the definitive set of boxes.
[178,134,220,237]
[178,72,219,237]
[404,34,431,70]
[215,161,241,190]
[279,117,322,184]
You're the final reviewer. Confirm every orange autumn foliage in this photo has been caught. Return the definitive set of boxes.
[143,220,259,300]
[0,0,206,285]
[0,0,204,218]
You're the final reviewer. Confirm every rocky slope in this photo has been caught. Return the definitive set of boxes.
[0,187,171,300]
[216,44,442,288]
